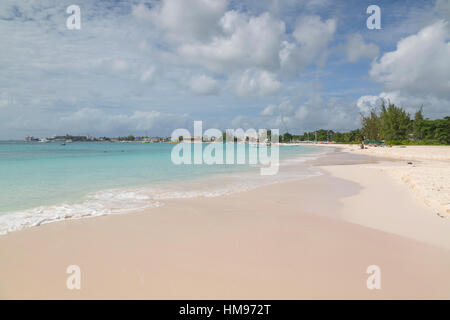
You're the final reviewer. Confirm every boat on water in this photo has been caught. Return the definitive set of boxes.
[25,136,38,142]
[250,140,271,147]
[38,138,49,143]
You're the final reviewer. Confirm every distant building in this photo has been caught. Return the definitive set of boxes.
[49,135,88,142]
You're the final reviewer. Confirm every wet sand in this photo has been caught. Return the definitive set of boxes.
[1,150,450,299]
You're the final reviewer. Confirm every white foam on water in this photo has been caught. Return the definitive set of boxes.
[0,190,163,235]
[0,150,325,235]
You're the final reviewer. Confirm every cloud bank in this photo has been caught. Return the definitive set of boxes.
[0,0,448,139]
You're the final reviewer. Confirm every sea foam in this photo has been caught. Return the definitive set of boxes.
[0,152,324,235]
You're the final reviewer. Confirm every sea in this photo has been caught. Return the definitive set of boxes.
[0,141,325,234]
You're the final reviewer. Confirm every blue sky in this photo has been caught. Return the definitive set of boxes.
[0,0,449,139]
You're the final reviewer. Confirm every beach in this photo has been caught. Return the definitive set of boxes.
[1,145,450,299]
[2,0,450,304]
[313,144,450,218]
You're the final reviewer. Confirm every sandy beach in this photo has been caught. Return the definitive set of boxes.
[2,0,450,304]
[1,146,450,299]
[311,144,450,218]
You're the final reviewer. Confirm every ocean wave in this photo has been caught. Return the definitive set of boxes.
[0,190,163,235]
[0,152,324,235]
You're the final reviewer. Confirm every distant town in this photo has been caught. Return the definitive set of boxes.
[25,134,172,143]
[24,134,252,144]
[24,133,332,144]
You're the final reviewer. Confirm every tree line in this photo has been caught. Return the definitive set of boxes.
[280,101,450,145]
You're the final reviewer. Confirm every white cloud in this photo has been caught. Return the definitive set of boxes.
[281,15,337,68]
[132,0,228,42]
[370,20,450,100]
[293,15,336,53]
[0,93,15,108]
[380,91,449,118]
[110,59,129,73]
[140,66,156,83]
[277,100,296,116]
[356,95,381,114]
[234,69,281,97]
[231,115,252,128]
[355,90,450,120]
[178,11,286,73]
[261,104,276,116]
[238,93,362,133]
[59,108,188,135]
[109,2,340,101]
[295,105,309,120]
[5,0,442,139]
[261,101,298,118]
[263,96,360,132]
[345,34,379,62]
[189,75,219,95]
[361,20,450,120]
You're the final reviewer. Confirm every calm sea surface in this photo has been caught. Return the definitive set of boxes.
[0,141,322,234]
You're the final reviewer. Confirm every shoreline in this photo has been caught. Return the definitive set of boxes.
[304,143,450,217]
[1,147,450,299]
[0,144,325,235]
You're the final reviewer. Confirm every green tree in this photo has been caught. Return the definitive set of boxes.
[361,109,381,140]
[333,132,344,142]
[380,101,412,140]
[433,117,450,144]
[413,106,424,140]
[282,132,293,143]
[348,129,363,142]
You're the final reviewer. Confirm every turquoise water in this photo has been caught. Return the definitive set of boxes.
[0,141,321,234]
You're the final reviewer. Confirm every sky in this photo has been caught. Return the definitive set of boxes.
[0,0,449,139]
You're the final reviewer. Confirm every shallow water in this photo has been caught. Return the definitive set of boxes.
[0,141,324,234]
